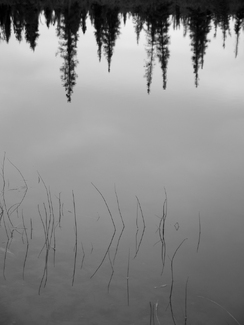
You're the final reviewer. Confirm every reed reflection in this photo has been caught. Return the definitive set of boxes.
[0,0,243,101]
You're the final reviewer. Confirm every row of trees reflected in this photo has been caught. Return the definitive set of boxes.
[0,1,243,101]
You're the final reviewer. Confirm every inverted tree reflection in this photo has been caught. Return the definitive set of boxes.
[0,1,243,101]
[144,3,171,93]
[56,2,83,102]
[188,8,212,87]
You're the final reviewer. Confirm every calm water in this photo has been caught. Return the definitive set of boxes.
[0,2,244,324]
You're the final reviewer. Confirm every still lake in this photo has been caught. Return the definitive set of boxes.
[0,3,244,325]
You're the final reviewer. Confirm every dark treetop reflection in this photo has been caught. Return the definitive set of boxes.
[0,0,243,101]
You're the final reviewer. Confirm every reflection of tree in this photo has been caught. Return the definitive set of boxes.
[12,4,25,42]
[102,7,120,72]
[213,0,230,48]
[132,8,145,44]
[0,5,11,42]
[155,4,171,90]
[91,4,120,71]
[234,7,244,57]
[24,5,39,50]
[144,3,171,93]
[56,2,84,102]
[0,1,243,99]
[90,3,106,61]
[144,16,156,94]
[44,6,55,28]
[172,4,181,30]
[188,8,212,87]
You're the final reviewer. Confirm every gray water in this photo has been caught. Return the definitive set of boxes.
[0,7,244,325]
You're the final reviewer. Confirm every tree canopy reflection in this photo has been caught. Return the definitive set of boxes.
[0,0,243,101]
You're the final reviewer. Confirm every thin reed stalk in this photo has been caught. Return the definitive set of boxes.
[135,200,139,255]
[158,189,167,274]
[168,238,188,325]
[196,213,201,253]
[90,183,116,279]
[198,296,241,325]
[107,249,114,293]
[134,196,146,259]
[7,158,28,221]
[1,154,13,238]
[90,243,93,254]
[80,241,85,270]
[126,248,130,306]
[2,238,10,280]
[57,192,62,228]
[21,210,29,280]
[30,218,33,240]
[0,155,28,241]
[72,190,78,286]
[149,302,155,325]
[37,174,58,294]
[112,186,125,265]
[184,277,189,325]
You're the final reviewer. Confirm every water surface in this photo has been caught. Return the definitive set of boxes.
[0,1,244,324]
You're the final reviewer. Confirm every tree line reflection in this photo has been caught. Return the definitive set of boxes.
[0,1,243,101]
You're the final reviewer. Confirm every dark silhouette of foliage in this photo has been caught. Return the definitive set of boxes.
[102,6,121,72]
[90,3,106,61]
[213,0,230,48]
[0,5,11,42]
[234,6,244,57]
[172,4,181,29]
[155,3,171,90]
[56,2,85,102]
[43,6,55,28]
[187,8,212,87]
[132,7,145,44]
[90,3,120,70]
[0,0,243,100]
[23,4,40,50]
[12,4,25,42]
[144,2,171,93]
[144,6,157,94]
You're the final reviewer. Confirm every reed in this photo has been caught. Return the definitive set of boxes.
[30,218,33,240]
[135,199,139,255]
[57,192,62,228]
[198,296,241,325]
[112,186,125,265]
[72,190,78,286]
[90,183,117,279]
[133,196,146,259]
[184,277,189,325]
[196,212,201,253]
[2,238,10,280]
[1,154,14,232]
[149,302,155,325]
[158,189,167,275]
[21,210,29,280]
[107,249,114,293]
[37,174,57,294]
[90,242,94,254]
[7,158,28,222]
[1,155,28,239]
[168,238,188,325]
[149,301,161,325]
[38,204,50,295]
[80,241,85,270]
[126,248,130,306]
